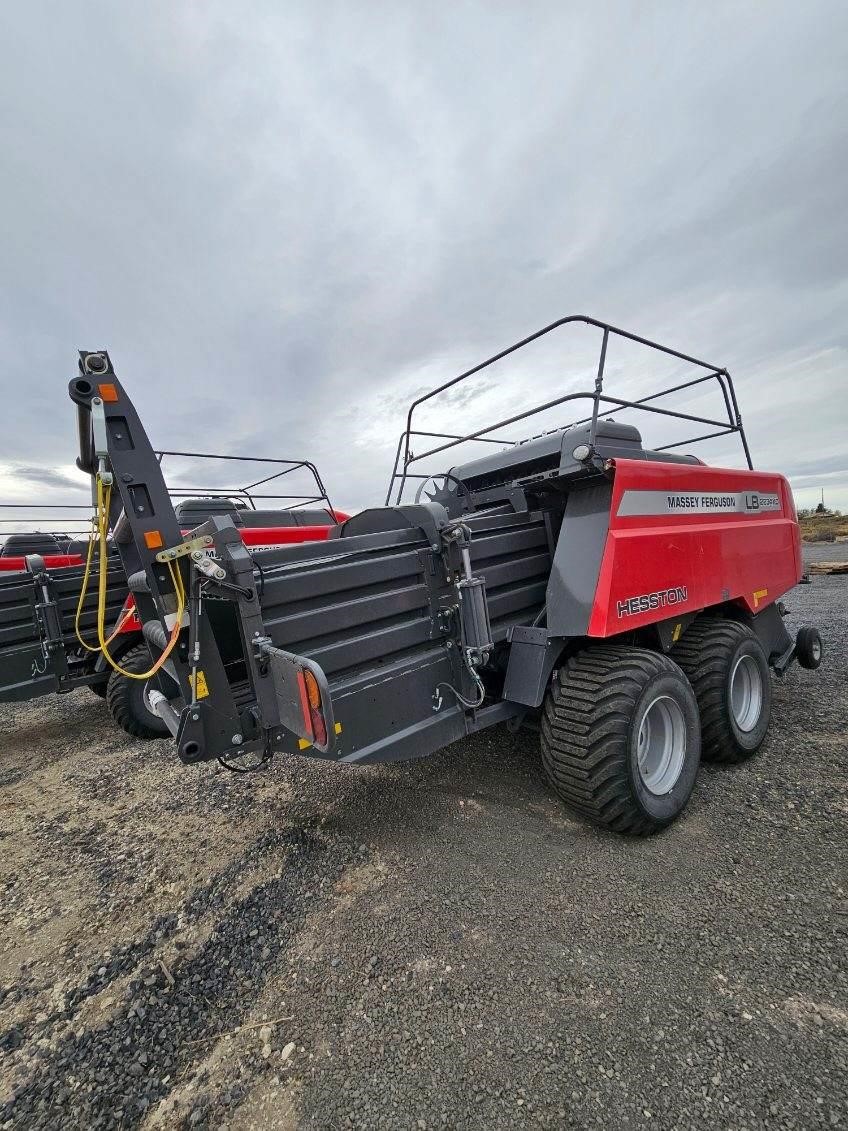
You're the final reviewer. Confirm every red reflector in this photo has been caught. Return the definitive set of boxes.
[296,670,314,739]
[310,707,327,748]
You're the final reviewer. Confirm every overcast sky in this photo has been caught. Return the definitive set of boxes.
[0,0,846,531]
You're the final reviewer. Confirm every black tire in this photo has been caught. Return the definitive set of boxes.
[795,626,823,670]
[672,617,771,764]
[87,679,108,700]
[106,644,171,739]
[540,646,701,836]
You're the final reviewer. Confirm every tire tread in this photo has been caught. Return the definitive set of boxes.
[672,616,768,763]
[540,646,690,836]
[106,644,169,740]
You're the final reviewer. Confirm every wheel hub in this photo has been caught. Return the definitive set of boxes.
[142,680,161,722]
[729,654,763,732]
[637,695,687,795]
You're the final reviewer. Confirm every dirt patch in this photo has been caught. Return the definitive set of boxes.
[0,577,846,1129]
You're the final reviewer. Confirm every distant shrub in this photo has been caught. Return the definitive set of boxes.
[804,530,837,543]
[799,512,848,543]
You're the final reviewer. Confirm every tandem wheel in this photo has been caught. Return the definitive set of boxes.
[671,617,772,765]
[540,646,701,836]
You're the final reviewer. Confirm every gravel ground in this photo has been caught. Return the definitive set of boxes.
[0,564,845,1130]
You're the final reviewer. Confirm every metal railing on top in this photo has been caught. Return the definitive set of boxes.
[0,450,338,547]
[386,315,752,505]
[154,450,334,513]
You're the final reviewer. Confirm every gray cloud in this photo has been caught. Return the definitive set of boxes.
[0,1,846,517]
[11,466,82,490]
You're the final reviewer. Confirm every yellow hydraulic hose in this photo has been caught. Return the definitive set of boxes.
[73,520,100,653]
[74,518,135,652]
[75,474,186,680]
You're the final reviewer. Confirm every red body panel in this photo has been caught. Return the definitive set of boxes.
[236,524,345,547]
[0,514,350,576]
[588,459,802,637]
[0,554,84,572]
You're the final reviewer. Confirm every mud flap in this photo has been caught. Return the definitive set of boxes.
[503,626,566,708]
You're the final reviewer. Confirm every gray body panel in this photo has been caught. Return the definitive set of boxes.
[234,506,550,763]
[546,482,613,637]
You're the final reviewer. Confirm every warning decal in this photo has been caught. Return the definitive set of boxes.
[189,670,209,699]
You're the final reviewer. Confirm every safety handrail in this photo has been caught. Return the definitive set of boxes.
[386,315,752,504]
[154,450,335,513]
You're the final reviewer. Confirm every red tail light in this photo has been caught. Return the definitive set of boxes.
[303,669,328,747]
[295,670,314,741]
[294,667,331,749]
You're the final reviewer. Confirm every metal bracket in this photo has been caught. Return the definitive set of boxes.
[155,534,215,562]
[91,397,113,486]
[436,605,457,635]
[25,555,72,687]
[191,552,227,582]
[772,641,795,678]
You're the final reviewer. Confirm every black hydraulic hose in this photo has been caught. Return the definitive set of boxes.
[76,404,95,474]
[436,650,487,710]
